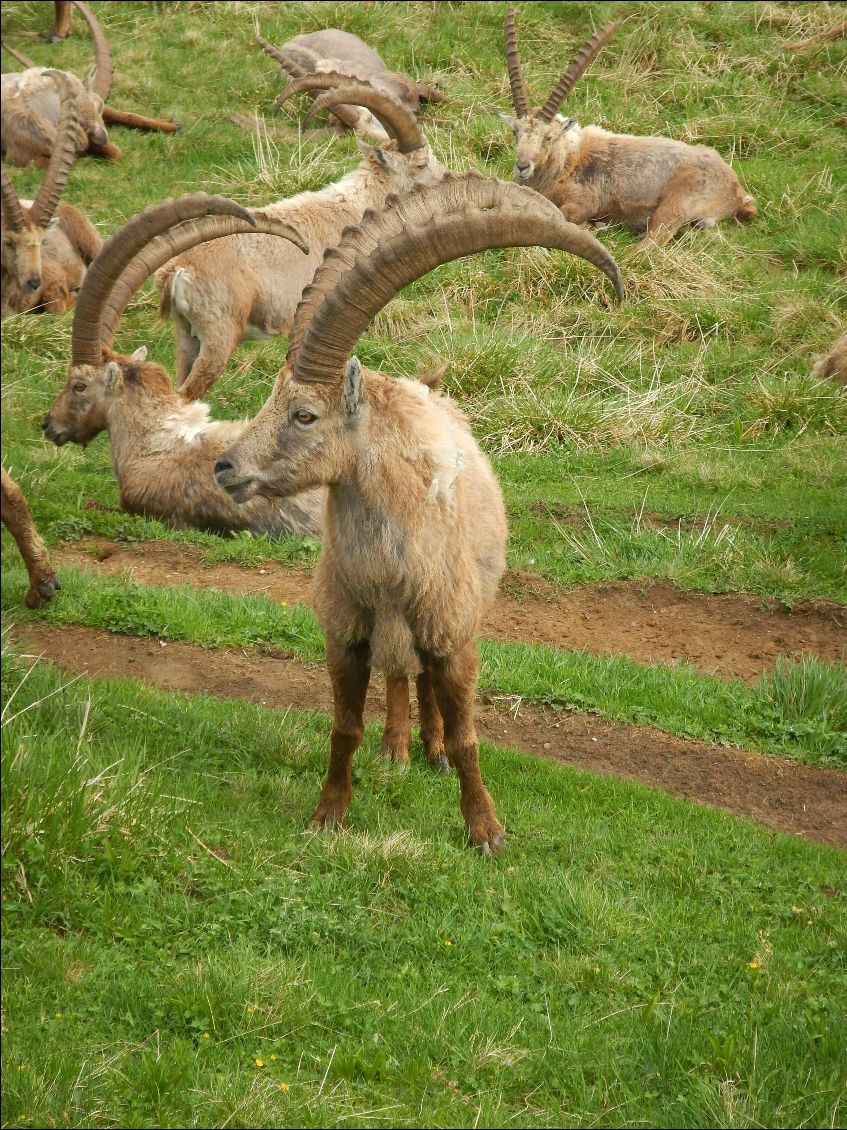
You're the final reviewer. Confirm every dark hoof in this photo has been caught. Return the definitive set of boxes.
[25,572,60,609]
[430,754,450,774]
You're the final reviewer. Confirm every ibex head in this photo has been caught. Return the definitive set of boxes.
[43,194,308,444]
[1,71,82,297]
[214,173,623,503]
[500,8,621,184]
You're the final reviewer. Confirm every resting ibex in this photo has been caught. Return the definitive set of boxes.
[214,172,623,851]
[157,92,447,402]
[501,9,756,245]
[258,27,443,142]
[42,192,443,767]
[2,0,178,167]
[813,332,847,386]
[1,72,101,315]
[1,469,60,608]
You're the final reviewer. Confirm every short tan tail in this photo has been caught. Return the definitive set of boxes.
[157,268,174,318]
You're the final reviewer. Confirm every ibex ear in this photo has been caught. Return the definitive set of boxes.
[104,362,123,394]
[342,357,364,417]
[131,346,148,362]
[498,111,517,128]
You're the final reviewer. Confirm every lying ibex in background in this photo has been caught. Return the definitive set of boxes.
[813,331,847,385]
[257,26,443,142]
[157,93,447,402]
[214,173,623,851]
[42,192,442,767]
[501,8,756,245]
[1,72,101,315]
[1,468,60,608]
[1,0,179,166]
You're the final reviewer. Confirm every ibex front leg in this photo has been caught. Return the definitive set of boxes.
[312,636,371,830]
[429,644,505,853]
[1,469,60,609]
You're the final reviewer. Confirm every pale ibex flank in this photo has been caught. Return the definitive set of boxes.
[214,172,623,852]
[501,8,756,245]
[1,468,60,608]
[1,72,101,315]
[2,0,179,167]
[156,92,446,403]
[42,192,440,768]
[258,26,443,142]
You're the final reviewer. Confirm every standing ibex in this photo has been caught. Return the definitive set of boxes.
[1,72,101,315]
[157,92,446,402]
[214,173,623,851]
[1,469,60,608]
[2,0,178,167]
[257,26,443,142]
[501,8,756,245]
[42,191,443,767]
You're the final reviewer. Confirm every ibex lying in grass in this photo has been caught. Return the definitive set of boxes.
[1,468,60,608]
[813,332,846,385]
[258,26,443,142]
[2,0,178,166]
[1,73,100,315]
[501,9,756,245]
[157,93,446,402]
[42,192,442,766]
[214,172,623,851]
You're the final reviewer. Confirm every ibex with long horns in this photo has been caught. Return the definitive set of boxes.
[42,192,445,767]
[257,27,443,143]
[2,0,179,166]
[1,469,60,609]
[1,72,100,315]
[501,9,756,245]
[213,172,623,851]
[157,90,447,402]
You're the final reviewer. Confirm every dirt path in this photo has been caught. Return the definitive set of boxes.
[13,622,847,850]
[56,539,847,684]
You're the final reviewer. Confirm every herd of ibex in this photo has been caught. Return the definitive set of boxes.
[2,4,843,851]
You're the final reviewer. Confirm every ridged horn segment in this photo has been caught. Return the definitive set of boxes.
[1,166,26,232]
[538,20,622,123]
[288,172,623,385]
[72,194,255,367]
[504,7,530,118]
[2,42,38,69]
[72,0,112,100]
[303,83,425,151]
[255,31,287,66]
[99,214,309,348]
[30,71,81,228]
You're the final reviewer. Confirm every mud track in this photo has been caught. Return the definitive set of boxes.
[13,622,847,850]
[56,538,847,683]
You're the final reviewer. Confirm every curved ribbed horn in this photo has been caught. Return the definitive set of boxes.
[538,20,622,123]
[303,83,425,151]
[1,166,26,232]
[72,0,112,101]
[504,7,530,118]
[99,214,309,348]
[255,31,288,67]
[30,71,80,228]
[273,71,362,131]
[72,195,255,367]
[288,172,622,384]
[2,43,39,69]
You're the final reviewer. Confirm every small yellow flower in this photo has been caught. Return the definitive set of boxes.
[17,1064,26,1071]
[279,1082,290,1092]
[270,1054,278,1061]
[444,939,453,947]
[747,960,760,969]
[247,1006,255,1014]
[202,1032,211,1040]
[255,1058,265,1068]
[54,1012,63,1020]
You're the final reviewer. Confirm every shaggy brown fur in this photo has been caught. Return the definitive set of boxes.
[813,332,847,386]
[1,468,60,608]
[2,200,102,315]
[1,68,111,167]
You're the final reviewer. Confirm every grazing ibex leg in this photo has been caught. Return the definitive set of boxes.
[48,1,73,40]
[172,313,201,388]
[179,329,244,402]
[381,674,411,766]
[311,636,371,830]
[1,469,60,609]
[429,644,505,853]
[416,668,447,772]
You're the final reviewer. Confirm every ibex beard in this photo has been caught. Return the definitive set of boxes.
[216,359,508,853]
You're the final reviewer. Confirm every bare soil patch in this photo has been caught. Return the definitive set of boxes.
[56,538,847,683]
[12,622,847,850]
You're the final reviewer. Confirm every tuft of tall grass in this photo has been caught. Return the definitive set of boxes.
[758,653,847,736]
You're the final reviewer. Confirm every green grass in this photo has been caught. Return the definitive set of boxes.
[2,3,846,1124]
[3,651,846,1130]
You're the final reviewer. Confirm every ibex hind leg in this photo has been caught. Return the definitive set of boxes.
[1,470,60,609]
[428,644,505,854]
[642,169,738,247]
[380,674,412,768]
[173,313,201,388]
[311,636,371,831]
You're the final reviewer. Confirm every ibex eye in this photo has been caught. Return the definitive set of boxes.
[295,409,317,425]
[73,382,87,393]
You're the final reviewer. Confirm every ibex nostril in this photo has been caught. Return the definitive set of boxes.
[214,457,233,476]
[25,277,42,292]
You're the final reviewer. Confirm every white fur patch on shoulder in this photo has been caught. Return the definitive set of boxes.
[160,401,212,445]
[427,445,465,504]
[400,377,431,401]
